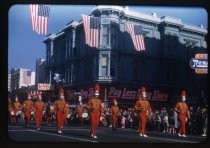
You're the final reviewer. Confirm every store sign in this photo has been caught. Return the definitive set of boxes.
[190,59,208,69]
[38,83,54,90]
[80,88,94,98]
[66,87,169,101]
[190,54,208,74]
[107,87,168,101]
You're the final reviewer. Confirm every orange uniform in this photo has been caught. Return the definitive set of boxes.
[134,98,151,135]
[34,100,45,129]
[76,104,84,125]
[54,99,67,132]
[110,105,120,130]
[86,97,103,138]
[12,101,22,123]
[22,99,34,127]
[175,101,190,135]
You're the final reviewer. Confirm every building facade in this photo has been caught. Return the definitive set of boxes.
[8,71,11,93]
[43,6,208,107]
[35,58,47,88]
[10,68,36,102]
[10,68,36,91]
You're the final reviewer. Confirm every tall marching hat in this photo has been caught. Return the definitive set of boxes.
[141,86,146,93]
[94,83,100,96]
[37,91,42,98]
[27,92,31,99]
[140,86,147,98]
[181,90,186,96]
[112,98,117,105]
[181,90,187,101]
[15,94,18,101]
[59,88,64,95]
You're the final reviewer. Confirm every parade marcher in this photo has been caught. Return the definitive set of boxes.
[46,99,54,126]
[201,106,208,137]
[161,108,169,133]
[134,86,151,137]
[12,95,22,123]
[22,92,34,127]
[34,92,46,130]
[173,109,179,134]
[168,108,176,134]
[110,98,120,130]
[54,88,67,134]
[8,97,12,124]
[76,101,84,125]
[174,90,190,137]
[86,83,103,139]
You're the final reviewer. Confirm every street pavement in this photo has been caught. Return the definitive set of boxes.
[8,120,207,143]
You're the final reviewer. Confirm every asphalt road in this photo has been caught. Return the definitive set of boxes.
[8,120,207,143]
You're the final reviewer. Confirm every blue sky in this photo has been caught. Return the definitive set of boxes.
[8,5,208,71]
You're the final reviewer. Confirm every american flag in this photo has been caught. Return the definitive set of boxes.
[126,23,145,51]
[82,15,101,48]
[30,4,50,35]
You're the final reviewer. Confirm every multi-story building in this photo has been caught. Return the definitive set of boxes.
[10,68,36,102]
[8,70,11,93]
[35,58,47,88]
[10,68,35,90]
[43,6,207,107]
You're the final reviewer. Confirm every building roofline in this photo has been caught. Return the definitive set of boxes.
[92,5,207,34]
[43,34,57,42]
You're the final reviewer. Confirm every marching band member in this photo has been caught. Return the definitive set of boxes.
[76,101,84,125]
[8,97,12,124]
[110,98,120,130]
[34,91,46,130]
[134,86,151,137]
[54,88,67,134]
[175,90,190,137]
[22,92,34,127]
[12,95,22,123]
[46,99,54,126]
[86,83,103,139]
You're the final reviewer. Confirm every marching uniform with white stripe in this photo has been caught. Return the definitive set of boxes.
[12,95,22,123]
[175,90,190,137]
[110,98,120,130]
[134,86,151,137]
[34,92,46,130]
[86,83,103,139]
[54,88,67,134]
[22,92,34,127]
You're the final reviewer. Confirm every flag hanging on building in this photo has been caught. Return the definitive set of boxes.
[126,23,145,51]
[82,14,101,48]
[29,4,50,35]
